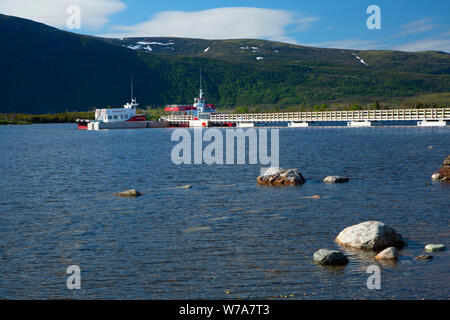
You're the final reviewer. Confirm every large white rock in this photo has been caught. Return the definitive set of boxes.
[335,221,406,251]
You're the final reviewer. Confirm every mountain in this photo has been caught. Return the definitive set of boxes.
[0,14,166,113]
[109,37,450,74]
[0,13,449,114]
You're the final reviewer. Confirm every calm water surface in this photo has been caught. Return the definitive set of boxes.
[0,124,449,299]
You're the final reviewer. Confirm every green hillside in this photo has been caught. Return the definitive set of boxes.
[0,14,449,114]
[112,37,450,74]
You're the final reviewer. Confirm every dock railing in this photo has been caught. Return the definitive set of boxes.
[208,108,450,123]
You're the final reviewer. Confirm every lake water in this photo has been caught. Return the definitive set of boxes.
[0,124,449,299]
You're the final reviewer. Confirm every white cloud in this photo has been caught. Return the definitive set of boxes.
[394,18,435,38]
[305,39,384,50]
[0,0,126,29]
[394,36,450,52]
[305,18,449,53]
[307,35,450,53]
[102,7,318,43]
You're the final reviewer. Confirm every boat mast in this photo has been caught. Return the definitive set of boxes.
[130,76,134,101]
[199,67,203,99]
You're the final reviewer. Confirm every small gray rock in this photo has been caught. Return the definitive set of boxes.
[323,176,349,183]
[313,249,349,266]
[375,247,398,260]
[425,244,446,252]
[431,173,441,181]
[115,189,142,197]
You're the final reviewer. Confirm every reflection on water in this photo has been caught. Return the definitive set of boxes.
[0,124,449,299]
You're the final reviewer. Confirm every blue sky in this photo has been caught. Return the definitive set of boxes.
[1,0,449,51]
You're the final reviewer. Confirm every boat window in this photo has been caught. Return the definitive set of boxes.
[108,115,112,120]
[113,115,118,119]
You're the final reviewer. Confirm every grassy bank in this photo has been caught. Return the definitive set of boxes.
[0,111,95,124]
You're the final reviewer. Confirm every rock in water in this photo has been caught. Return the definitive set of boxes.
[425,244,446,252]
[335,221,406,251]
[443,156,450,168]
[415,254,433,261]
[257,167,305,185]
[313,249,349,266]
[433,155,450,182]
[323,176,349,183]
[375,247,398,260]
[431,173,442,181]
[115,189,142,197]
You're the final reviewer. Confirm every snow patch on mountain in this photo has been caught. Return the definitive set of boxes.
[147,41,174,46]
[352,53,369,67]
[123,44,152,52]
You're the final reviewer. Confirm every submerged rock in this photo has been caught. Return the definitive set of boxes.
[375,247,398,260]
[415,254,433,261]
[313,249,349,266]
[323,176,349,183]
[257,167,305,185]
[115,189,142,197]
[425,244,446,252]
[335,221,406,251]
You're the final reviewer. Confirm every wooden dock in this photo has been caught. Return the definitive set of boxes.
[162,108,450,127]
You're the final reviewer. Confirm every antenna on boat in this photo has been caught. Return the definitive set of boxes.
[130,75,134,101]
[199,67,203,99]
